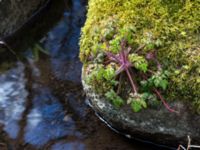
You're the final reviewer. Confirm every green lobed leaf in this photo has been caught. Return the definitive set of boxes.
[128,53,148,72]
[105,89,124,108]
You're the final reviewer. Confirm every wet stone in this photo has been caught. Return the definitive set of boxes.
[0,0,47,37]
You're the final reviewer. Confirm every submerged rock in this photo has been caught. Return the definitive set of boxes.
[0,0,47,37]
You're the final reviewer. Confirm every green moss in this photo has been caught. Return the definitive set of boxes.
[105,89,124,108]
[85,64,118,94]
[80,0,200,112]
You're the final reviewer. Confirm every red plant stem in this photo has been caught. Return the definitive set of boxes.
[153,88,178,113]
[106,52,120,63]
[125,68,138,94]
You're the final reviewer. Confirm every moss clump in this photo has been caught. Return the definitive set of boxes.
[80,0,200,113]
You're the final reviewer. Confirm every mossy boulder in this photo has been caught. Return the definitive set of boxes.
[80,0,200,146]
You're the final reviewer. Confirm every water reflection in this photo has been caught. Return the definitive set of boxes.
[51,141,85,150]
[42,0,86,83]
[0,62,27,139]
[23,0,87,147]
[24,86,82,147]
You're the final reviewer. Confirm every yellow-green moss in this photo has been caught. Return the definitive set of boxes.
[80,0,200,112]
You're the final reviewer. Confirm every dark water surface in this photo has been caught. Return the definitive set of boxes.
[0,0,174,149]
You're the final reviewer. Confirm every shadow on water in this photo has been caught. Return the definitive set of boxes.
[0,0,176,149]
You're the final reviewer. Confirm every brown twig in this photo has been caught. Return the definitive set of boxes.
[177,136,200,150]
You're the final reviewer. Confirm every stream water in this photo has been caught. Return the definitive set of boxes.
[0,0,173,149]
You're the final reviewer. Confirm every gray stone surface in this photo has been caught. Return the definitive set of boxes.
[82,69,200,146]
[0,0,46,37]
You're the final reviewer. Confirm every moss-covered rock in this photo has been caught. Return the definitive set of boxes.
[80,0,200,112]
